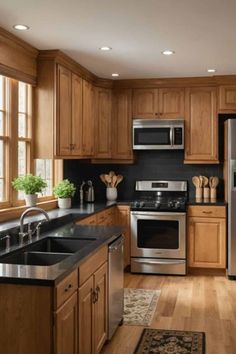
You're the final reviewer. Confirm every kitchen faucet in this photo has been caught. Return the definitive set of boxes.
[19,207,50,244]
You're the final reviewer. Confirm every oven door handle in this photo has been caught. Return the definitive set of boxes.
[133,259,185,265]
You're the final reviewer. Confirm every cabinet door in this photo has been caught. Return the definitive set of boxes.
[112,89,133,159]
[159,88,184,118]
[95,88,112,158]
[188,217,226,268]
[132,89,158,118]
[78,276,93,354]
[117,205,130,268]
[93,262,108,354]
[57,65,72,156]
[82,80,95,157]
[219,85,236,112]
[55,292,78,354]
[184,87,218,163]
[71,73,83,155]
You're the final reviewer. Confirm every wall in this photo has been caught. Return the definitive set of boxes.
[64,150,224,203]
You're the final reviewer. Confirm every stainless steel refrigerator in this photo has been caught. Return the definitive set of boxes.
[225,119,236,278]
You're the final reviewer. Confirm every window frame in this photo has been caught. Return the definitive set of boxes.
[0,75,63,212]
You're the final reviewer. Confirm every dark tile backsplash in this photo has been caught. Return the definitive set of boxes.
[64,150,224,202]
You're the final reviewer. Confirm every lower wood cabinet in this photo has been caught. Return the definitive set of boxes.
[188,206,226,269]
[55,292,78,354]
[79,262,108,354]
[116,205,130,268]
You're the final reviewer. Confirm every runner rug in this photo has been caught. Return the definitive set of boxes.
[134,328,205,354]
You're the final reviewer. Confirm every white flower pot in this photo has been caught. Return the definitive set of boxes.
[24,194,37,207]
[106,187,117,201]
[58,198,71,209]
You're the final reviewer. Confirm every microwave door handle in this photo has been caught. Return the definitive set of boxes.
[170,127,174,146]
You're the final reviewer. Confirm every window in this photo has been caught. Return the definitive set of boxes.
[0,74,62,210]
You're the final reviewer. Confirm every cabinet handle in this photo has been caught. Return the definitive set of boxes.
[64,283,73,292]
[91,289,97,304]
[202,211,212,214]
[95,285,100,302]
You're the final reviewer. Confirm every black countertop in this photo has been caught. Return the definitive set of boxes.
[0,202,125,286]
[187,199,227,206]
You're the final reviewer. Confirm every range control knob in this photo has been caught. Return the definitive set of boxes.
[154,201,160,209]
[140,201,145,208]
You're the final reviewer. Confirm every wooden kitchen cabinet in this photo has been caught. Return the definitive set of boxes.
[55,292,78,354]
[82,80,95,157]
[132,88,184,119]
[184,87,219,164]
[94,87,112,158]
[188,206,226,269]
[78,261,108,354]
[116,205,130,268]
[218,85,236,112]
[35,54,95,159]
[112,89,133,160]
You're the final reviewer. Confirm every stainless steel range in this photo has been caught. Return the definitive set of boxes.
[130,180,187,275]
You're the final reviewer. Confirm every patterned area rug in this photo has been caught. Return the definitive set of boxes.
[134,328,205,354]
[123,288,161,326]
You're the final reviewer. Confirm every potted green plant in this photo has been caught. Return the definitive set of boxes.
[12,174,47,206]
[53,179,76,209]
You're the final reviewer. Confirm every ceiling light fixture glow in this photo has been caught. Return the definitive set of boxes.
[207,69,216,73]
[162,50,175,56]
[99,46,112,51]
[112,73,119,77]
[13,24,29,31]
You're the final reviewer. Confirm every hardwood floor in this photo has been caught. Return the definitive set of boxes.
[102,272,236,354]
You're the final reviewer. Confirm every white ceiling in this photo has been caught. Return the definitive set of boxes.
[0,0,236,79]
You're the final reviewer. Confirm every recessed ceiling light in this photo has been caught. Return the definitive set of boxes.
[162,50,175,56]
[112,73,119,77]
[207,69,216,73]
[99,46,112,51]
[13,24,30,31]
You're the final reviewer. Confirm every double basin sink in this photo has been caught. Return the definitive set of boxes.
[0,237,96,266]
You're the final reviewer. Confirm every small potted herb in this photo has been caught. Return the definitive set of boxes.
[53,179,76,209]
[12,174,47,206]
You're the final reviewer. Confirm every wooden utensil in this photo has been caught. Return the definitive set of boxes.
[192,176,200,188]
[212,176,219,188]
[109,171,115,177]
[209,176,213,188]
[104,174,112,187]
[111,175,117,187]
[202,176,209,187]
[115,175,123,187]
[100,174,107,186]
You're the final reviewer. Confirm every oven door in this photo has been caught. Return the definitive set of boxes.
[131,211,186,259]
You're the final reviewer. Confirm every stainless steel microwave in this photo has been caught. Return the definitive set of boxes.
[133,119,184,150]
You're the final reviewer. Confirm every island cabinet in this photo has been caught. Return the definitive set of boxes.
[184,87,219,164]
[35,55,95,159]
[187,206,226,269]
[218,85,236,112]
[132,88,184,119]
[78,247,108,354]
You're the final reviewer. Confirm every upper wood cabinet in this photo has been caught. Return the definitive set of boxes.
[94,87,112,158]
[218,85,236,112]
[112,89,133,160]
[132,88,184,119]
[184,87,218,164]
[35,60,94,159]
[82,80,95,157]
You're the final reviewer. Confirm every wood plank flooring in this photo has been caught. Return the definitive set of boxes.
[102,272,236,354]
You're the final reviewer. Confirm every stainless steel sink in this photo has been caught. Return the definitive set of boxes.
[0,251,71,266]
[26,237,95,253]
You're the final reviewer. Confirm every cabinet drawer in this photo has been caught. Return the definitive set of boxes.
[55,269,78,309]
[188,205,226,218]
[76,214,97,225]
[79,246,107,286]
